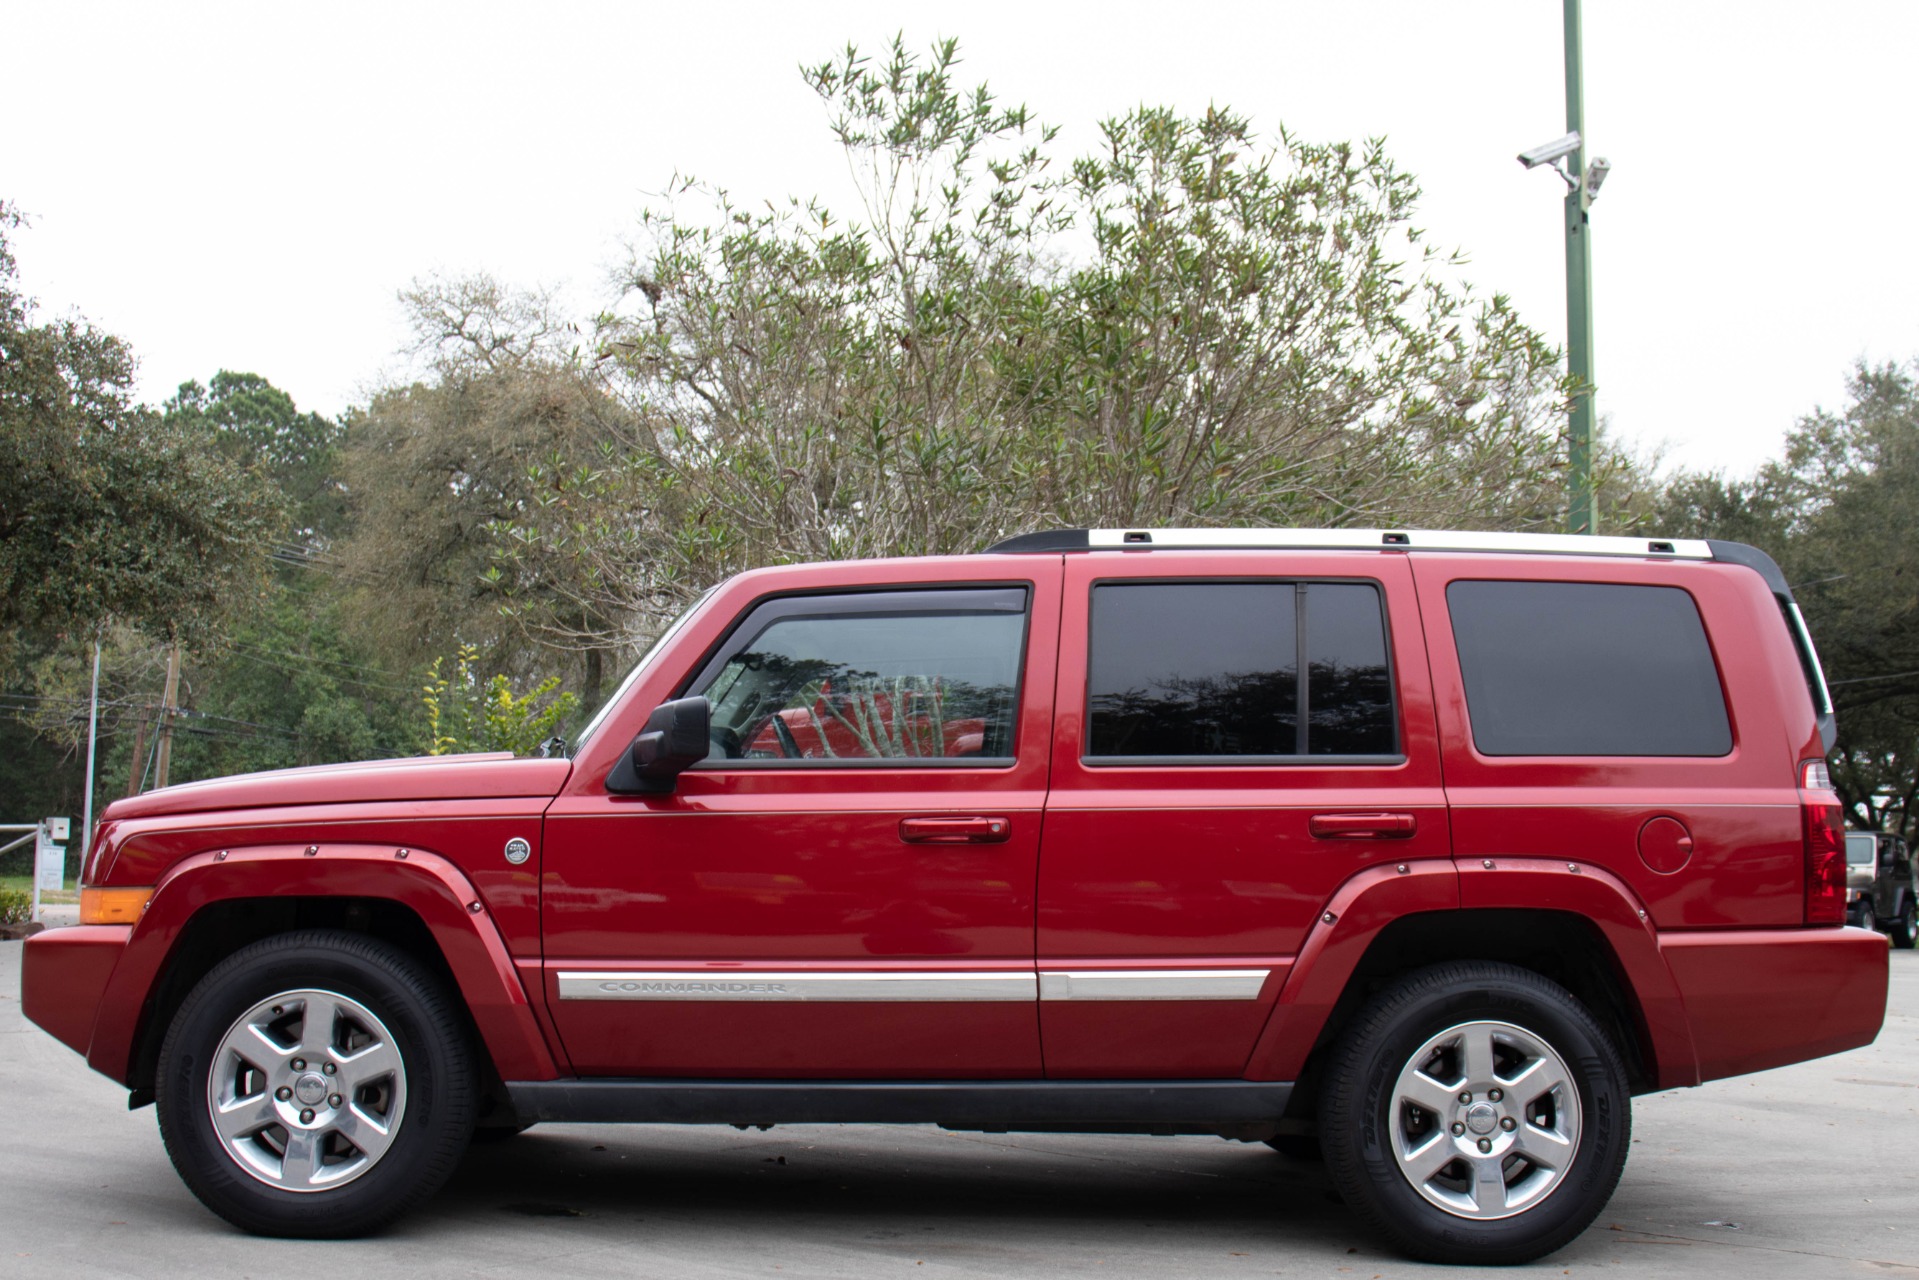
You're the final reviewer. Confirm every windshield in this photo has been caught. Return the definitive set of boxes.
[573,588,719,750]
[1846,833,1876,867]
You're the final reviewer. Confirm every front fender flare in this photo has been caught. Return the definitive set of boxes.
[87,843,560,1086]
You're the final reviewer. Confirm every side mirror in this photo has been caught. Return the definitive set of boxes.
[606,696,711,794]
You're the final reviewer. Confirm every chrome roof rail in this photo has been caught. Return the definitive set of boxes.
[984,528,1713,559]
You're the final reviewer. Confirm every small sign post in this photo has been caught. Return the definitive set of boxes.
[33,818,68,923]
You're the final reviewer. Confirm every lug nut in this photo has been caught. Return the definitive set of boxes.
[1488,1088,1502,1102]
[300,1108,315,1123]
[1478,1138,1493,1153]
[322,1062,337,1075]
[291,1058,305,1071]
[328,1094,343,1108]
[1458,1091,1472,1104]
[1501,1117,1517,1131]
[1450,1122,1466,1136]
[276,1086,293,1101]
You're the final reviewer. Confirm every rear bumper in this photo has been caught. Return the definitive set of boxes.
[20,926,131,1069]
[1661,926,1887,1084]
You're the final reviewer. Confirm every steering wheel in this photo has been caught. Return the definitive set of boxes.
[771,712,803,759]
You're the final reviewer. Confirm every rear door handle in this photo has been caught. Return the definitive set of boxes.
[899,816,1011,844]
[1309,812,1417,840]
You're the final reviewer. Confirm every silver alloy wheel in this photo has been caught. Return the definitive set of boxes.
[205,988,408,1192]
[1387,1018,1581,1220]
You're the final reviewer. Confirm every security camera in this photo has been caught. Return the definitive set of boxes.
[1584,157,1612,197]
[1517,132,1582,169]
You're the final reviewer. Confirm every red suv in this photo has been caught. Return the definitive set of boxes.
[22,528,1888,1264]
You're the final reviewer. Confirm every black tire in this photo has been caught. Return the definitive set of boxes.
[156,929,477,1237]
[1891,900,1917,950]
[1319,961,1631,1266]
[1860,903,1878,935]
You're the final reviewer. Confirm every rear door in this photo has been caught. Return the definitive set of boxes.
[1036,551,1451,1077]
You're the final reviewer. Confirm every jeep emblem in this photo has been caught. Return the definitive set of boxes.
[503,837,532,866]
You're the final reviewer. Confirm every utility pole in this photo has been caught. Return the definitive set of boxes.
[1563,0,1597,535]
[152,641,182,790]
[80,640,100,866]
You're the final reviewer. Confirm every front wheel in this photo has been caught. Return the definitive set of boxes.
[1319,962,1631,1266]
[156,929,477,1237]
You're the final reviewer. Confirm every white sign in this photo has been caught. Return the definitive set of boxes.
[35,831,64,893]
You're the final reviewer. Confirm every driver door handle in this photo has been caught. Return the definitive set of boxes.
[899,816,1011,844]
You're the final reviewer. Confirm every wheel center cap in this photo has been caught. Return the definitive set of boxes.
[1464,1102,1500,1135]
[293,1073,329,1106]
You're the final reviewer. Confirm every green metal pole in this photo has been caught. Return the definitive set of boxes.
[1564,0,1597,534]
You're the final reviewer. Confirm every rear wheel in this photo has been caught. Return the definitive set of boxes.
[1319,961,1630,1266]
[156,929,477,1237]
[1891,900,1917,950]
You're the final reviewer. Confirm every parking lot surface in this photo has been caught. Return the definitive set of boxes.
[3,939,1914,1279]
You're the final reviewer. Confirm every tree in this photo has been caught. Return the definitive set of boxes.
[333,275,633,707]
[162,370,345,551]
[1659,360,1919,835]
[544,38,1601,642]
[0,203,281,649]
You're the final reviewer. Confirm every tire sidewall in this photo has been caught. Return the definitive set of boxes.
[1327,965,1630,1265]
[156,931,473,1237]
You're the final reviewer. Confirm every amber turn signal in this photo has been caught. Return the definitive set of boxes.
[79,887,152,925]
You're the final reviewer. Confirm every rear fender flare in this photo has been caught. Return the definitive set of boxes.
[1457,857,1697,1089]
[1245,860,1458,1081]
[88,843,559,1086]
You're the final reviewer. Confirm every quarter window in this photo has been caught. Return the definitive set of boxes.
[1086,581,1396,760]
[1446,580,1732,757]
[692,589,1026,763]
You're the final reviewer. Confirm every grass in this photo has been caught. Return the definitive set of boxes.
[0,874,78,903]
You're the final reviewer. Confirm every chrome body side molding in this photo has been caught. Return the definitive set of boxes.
[556,968,1275,1002]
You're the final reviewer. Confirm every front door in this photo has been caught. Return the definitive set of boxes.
[542,573,1060,1077]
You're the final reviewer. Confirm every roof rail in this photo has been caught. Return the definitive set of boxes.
[982,528,1714,559]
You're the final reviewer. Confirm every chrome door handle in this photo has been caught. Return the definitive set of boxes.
[898,816,1011,844]
[1309,812,1417,840]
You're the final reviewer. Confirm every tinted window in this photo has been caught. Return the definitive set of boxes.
[1087,581,1395,758]
[1447,581,1732,757]
[1308,583,1394,755]
[695,590,1025,762]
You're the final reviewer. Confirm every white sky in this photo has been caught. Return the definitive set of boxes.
[5,1,1916,479]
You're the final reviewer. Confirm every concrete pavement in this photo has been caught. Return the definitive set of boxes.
[3,938,1914,1278]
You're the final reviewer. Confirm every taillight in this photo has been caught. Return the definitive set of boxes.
[1800,759,1846,925]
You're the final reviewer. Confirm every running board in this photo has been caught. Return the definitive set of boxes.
[505,1079,1293,1131]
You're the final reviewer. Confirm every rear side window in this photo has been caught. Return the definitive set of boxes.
[1086,581,1396,760]
[1446,580,1732,757]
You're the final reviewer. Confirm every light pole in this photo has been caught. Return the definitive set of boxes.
[1519,0,1610,535]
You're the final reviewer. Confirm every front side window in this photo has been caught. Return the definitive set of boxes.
[692,588,1027,763]
[1447,580,1733,757]
[1086,581,1396,760]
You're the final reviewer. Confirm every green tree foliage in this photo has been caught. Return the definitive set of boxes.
[0,204,281,648]
[1659,360,1919,834]
[334,275,631,706]
[420,644,579,757]
[162,370,346,549]
[548,37,1591,638]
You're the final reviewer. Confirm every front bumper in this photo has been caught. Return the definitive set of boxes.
[20,926,131,1066]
